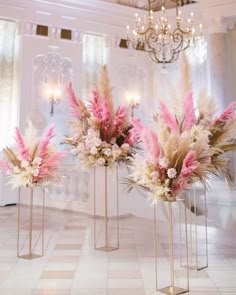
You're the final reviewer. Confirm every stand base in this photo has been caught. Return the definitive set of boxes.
[95,246,118,252]
[18,253,42,260]
[158,286,188,295]
[182,263,208,271]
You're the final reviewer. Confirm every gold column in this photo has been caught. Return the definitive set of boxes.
[155,199,189,295]
[94,165,119,252]
[180,184,208,270]
[17,186,45,259]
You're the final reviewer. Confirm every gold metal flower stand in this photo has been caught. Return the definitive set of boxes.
[17,186,45,259]
[93,165,119,252]
[154,199,189,295]
[179,184,208,271]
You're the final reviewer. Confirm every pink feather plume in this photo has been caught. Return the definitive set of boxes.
[180,150,199,178]
[113,106,128,137]
[141,128,161,164]
[38,151,68,178]
[0,160,10,173]
[39,125,55,160]
[183,92,196,130]
[159,101,179,133]
[213,101,236,125]
[67,82,82,119]
[15,127,29,161]
[171,150,199,195]
[88,90,103,121]
[128,118,144,144]
[101,97,110,122]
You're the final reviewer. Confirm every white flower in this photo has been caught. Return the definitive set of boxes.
[112,144,122,158]
[87,128,97,136]
[167,168,177,179]
[94,138,102,147]
[32,169,39,177]
[77,143,85,152]
[159,157,169,169]
[33,157,42,165]
[90,146,97,155]
[96,157,105,166]
[121,143,130,151]
[71,148,78,155]
[150,171,159,180]
[104,148,112,156]
[13,166,20,174]
[21,160,29,168]
[6,169,11,176]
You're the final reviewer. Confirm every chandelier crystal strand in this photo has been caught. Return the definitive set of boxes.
[126,0,202,65]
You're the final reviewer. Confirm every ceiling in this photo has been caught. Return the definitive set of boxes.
[99,0,197,12]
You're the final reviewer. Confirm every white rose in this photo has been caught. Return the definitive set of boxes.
[71,148,78,155]
[112,149,122,158]
[90,146,97,155]
[167,168,177,179]
[97,157,105,166]
[77,143,85,152]
[94,138,102,147]
[121,143,130,151]
[104,148,112,156]
[150,171,159,180]
[21,160,29,168]
[159,157,169,169]
[32,169,39,177]
[13,166,20,174]
[33,157,42,165]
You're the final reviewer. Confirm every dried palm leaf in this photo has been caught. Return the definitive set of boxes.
[3,147,21,167]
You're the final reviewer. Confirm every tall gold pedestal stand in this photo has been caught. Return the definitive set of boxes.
[179,184,208,271]
[17,186,45,259]
[154,199,189,295]
[93,165,119,252]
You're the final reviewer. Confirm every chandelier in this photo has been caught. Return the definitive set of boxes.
[125,0,202,65]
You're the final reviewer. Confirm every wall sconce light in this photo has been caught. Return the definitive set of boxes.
[126,94,140,117]
[47,88,61,116]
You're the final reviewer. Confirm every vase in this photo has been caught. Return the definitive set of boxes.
[17,185,45,259]
[179,183,208,271]
[153,198,189,295]
[93,165,119,252]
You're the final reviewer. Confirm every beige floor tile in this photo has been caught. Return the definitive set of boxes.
[40,270,75,279]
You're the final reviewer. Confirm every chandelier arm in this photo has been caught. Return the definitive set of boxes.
[126,0,200,64]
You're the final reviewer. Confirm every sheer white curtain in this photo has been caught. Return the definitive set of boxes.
[0,19,18,149]
[82,33,108,99]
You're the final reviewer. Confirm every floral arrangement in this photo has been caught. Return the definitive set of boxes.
[155,55,236,184]
[125,54,236,202]
[0,122,68,188]
[65,65,137,168]
[125,117,211,202]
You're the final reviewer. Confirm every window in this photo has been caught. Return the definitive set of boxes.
[0,19,18,149]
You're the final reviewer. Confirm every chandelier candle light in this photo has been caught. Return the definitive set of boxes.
[126,0,203,65]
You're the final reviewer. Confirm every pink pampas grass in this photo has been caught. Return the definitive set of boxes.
[15,127,29,161]
[0,160,10,173]
[213,101,236,125]
[67,82,81,119]
[141,128,161,164]
[159,101,179,133]
[39,125,55,160]
[183,92,196,130]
